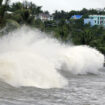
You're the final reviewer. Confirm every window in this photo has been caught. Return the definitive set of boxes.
[100,21,104,24]
[94,20,96,23]
[100,17,103,19]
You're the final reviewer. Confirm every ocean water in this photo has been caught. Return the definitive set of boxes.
[0,26,104,105]
[0,68,105,105]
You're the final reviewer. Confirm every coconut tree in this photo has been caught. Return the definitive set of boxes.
[0,0,3,6]
[0,0,5,26]
[0,0,9,17]
[35,6,42,15]
[0,0,10,27]
[11,2,23,12]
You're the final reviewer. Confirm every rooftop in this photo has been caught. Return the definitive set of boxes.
[71,15,82,19]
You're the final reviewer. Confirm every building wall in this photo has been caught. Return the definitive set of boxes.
[88,15,105,27]
[35,14,53,22]
[84,19,95,26]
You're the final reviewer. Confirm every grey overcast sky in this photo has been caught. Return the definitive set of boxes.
[12,0,105,13]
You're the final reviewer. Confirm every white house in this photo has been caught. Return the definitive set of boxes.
[84,15,105,27]
[6,11,13,14]
[35,13,53,22]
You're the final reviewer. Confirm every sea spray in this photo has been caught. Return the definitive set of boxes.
[0,26,104,88]
[61,46,104,74]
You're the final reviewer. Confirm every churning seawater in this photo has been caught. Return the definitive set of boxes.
[0,26,104,105]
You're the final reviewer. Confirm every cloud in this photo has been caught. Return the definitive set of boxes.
[11,0,105,13]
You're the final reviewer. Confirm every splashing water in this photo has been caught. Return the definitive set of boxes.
[0,26,104,89]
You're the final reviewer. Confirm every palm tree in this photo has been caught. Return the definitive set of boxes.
[12,2,23,11]
[0,0,10,17]
[0,0,4,26]
[35,6,42,15]
[0,0,10,27]
[0,0,3,6]
[79,29,95,45]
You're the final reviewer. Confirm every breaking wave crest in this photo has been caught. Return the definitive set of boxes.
[0,26,104,88]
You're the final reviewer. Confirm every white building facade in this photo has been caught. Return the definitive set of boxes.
[84,15,105,27]
[35,13,53,22]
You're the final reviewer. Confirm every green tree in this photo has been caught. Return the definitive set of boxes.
[0,0,10,27]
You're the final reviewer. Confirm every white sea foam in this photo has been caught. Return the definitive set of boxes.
[0,26,104,88]
[61,46,104,74]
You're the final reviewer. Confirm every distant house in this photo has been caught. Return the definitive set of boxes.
[35,13,53,22]
[6,11,13,14]
[71,15,82,19]
[84,15,105,27]
[84,18,95,26]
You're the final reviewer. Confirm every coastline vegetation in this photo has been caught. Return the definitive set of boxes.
[0,0,105,54]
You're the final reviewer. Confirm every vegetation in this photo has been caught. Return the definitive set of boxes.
[0,0,105,54]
